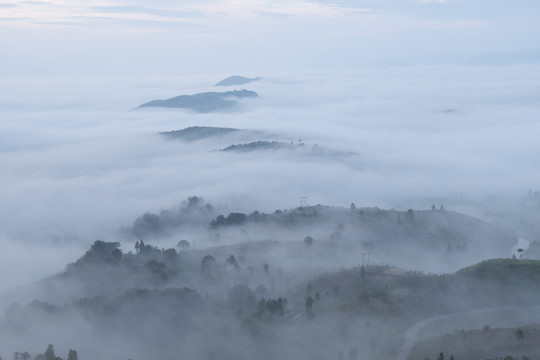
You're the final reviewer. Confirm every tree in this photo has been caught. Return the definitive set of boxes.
[515,329,525,339]
[314,291,321,302]
[43,345,55,360]
[350,203,356,210]
[437,353,444,360]
[67,350,78,360]
[146,260,167,280]
[201,255,216,275]
[305,296,314,313]
[225,254,237,267]
[132,212,161,236]
[304,236,314,247]
[186,195,201,208]
[210,215,226,227]
[361,265,365,279]
[263,263,269,274]
[163,248,177,262]
[177,240,190,251]
[77,240,123,265]
[225,213,247,225]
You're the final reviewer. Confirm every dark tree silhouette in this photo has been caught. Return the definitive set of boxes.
[43,345,55,360]
[304,236,314,247]
[201,255,216,275]
[305,296,314,313]
[177,240,190,251]
[67,350,78,360]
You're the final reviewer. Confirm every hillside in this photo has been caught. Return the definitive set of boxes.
[160,126,241,142]
[457,258,540,286]
[409,325,540,360]
[215,76,260,86]
[122,201,516,274]
[3,237,540,360]
[0,199,528,360]
[221,140,286,152]
[139,89,259,112]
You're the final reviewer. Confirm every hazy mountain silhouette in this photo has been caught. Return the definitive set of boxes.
[215,76,260,87]
[161,126,241,141]
[140,89,259,113]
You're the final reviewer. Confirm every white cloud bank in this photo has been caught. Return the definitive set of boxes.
[0,0,539,290]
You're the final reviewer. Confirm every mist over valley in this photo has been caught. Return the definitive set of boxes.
[2,0,540,358]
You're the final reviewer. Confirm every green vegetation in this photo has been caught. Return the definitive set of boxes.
[457,258,540,287]
[160,126,240,141]
[221,140,285,152]
[11,345,77,360]
[410,325,540,360]
[0,200,531,360]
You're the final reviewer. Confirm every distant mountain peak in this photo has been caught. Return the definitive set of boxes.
[215,76,260,87]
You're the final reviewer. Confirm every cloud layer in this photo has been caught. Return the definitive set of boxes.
[1,67,539,285]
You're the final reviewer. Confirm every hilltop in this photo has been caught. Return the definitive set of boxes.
[123,201,516,273]
[160,126,241,142]
[139,89,259,113]
[215,76,260,87]
[409,324,540,360]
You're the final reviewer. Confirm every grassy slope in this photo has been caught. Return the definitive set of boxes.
[409,325,540,360]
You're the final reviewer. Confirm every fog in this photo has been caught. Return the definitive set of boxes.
[2,67,539,245]
[2,66,540,359]
[2,1,540,359]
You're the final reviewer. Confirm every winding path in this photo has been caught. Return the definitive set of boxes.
[391,306,540,360]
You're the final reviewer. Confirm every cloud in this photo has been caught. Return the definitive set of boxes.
[1,0,540,290]
[1,66,539,251]
[1,0,538,78]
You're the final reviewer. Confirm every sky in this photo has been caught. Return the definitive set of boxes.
[1,0,540,289]
[1,0,540,76]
